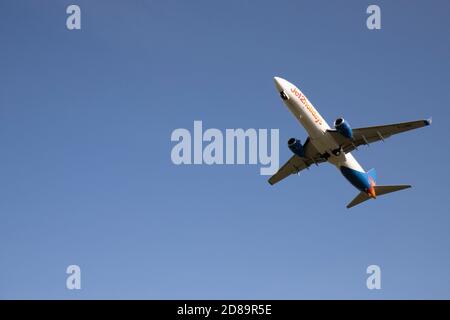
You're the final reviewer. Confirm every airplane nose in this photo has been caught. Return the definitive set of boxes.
[273,76,284,91]
[274,76,290,101]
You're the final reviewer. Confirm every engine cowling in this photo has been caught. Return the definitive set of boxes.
[334,117,353,139]
[288,138,304,157]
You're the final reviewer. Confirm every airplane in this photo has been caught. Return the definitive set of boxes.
[269,77,431,208]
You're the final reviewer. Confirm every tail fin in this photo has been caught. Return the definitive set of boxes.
[346,184,412,209]
[367,168,377,182]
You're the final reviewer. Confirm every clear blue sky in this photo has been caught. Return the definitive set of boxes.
[0,0,449,299]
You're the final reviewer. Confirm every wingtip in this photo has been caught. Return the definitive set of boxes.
[425,117,432,126]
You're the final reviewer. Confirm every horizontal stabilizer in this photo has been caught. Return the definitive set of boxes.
[347,185,412,208]
[347,192,370,209]
[374,185,411,196]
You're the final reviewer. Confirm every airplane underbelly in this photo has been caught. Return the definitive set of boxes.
[335,153,369,191]
[331,152,364,172]
[308,129,339,154]
[287,101,325,136]
[309,135,331,153]
[285,97,337,153]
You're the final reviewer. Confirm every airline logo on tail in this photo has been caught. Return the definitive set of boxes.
[368,176,376,198]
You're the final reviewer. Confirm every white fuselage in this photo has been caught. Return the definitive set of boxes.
[274,77,365,173]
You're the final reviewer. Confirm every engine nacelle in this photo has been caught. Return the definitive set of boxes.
[334,117,353,139]
[288,138,304,157]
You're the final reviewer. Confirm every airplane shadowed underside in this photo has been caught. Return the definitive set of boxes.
[269,77,431,208]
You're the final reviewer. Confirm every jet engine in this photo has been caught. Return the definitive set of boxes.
[334,117,353,139]
[288,138,304,157]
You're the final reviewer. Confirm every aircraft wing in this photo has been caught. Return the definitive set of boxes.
[327,118,432,153]
[268,138,325,185]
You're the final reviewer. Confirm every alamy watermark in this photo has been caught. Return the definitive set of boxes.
[66,265,81,290]
[367,5,381,30]
[366,265,381,290]
[170,121,279,175]
[66,5,81,30]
